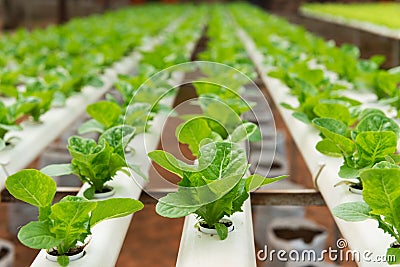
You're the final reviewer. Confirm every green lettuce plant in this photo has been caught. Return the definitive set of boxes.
[5,169,143,267]
[274,72,360,125]
[312,109,400,188]
[333,167,400,264]
[41,136,132,199]
[0,96,57,150]
[78,101,123,134]
[176,116,260,157]
[149,141,286,240]
[78,98,155,135]
[97,125,136,157]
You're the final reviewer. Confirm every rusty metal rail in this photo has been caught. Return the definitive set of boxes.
[1,187,325,206]
[138,188,325,206]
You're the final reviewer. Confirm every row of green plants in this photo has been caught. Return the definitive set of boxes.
[195,5,259,115]
[198,6,255,80]
[231,4,400,113]
[110,6,206,113]
[149,6,286,240]
[0,5,186,150]
[4,6,206,267]
[301,2,400,29]
[40,8,207,198]
[231,3,400,263]
[5,169,143,266]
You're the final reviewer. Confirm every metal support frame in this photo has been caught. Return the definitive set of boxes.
[1,187,325,206]
[134,188,326,206]
[58,0,68,24]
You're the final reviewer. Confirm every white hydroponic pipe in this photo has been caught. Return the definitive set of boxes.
[176,199,257,267]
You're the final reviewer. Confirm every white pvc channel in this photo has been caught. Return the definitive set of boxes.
[238,28,393,267]
[177,198,256,267]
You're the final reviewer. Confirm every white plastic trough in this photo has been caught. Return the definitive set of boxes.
[176,198,256,267]
[237,27,394,267]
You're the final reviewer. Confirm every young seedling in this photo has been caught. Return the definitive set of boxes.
[333,167,400,264]
[176,116,261,157]
[149,141,286,240]
[42,135,137,199]
[312,109,399,188]
[5,169,143,266]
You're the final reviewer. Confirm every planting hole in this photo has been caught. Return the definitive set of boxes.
[273,227,323,244]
